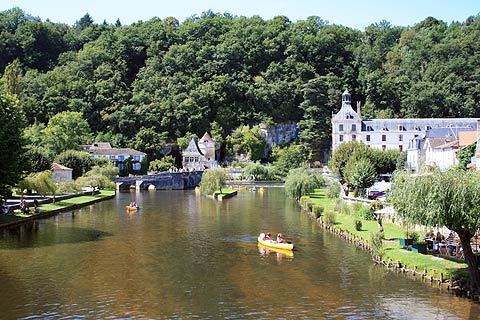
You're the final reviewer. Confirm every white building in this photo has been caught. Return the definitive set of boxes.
[182,132,219,170]
[332,90,479,155]
[51,162,73,182]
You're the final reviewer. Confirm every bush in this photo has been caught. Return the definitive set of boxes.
[326,182,341,199]
[355,205,375,220]
[354,218,362,231]
[324,211,336,226]
[312,205,324,218]
[370,231,385,257]
[335,199,350,215]
[305,201,314,212]
[405,231,420,243]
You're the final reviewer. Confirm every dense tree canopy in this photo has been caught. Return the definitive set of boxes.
[0,7,477,167]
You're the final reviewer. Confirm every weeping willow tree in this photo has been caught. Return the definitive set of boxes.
[284,167,325,201]
[389,169,480,293]
[199,168,227,195]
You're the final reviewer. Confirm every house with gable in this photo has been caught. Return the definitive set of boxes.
[182,132,218,170]
[81,142,146,172]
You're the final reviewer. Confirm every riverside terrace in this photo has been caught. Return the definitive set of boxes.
[114,171,203,190]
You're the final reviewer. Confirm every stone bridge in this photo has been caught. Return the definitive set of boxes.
[115,171,203,190]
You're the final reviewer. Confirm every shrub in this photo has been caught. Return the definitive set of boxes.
[306,201,314,212]
[370,231,385,257]
[312,205,324,218]
[405,231,420,243]
[326,182,341,199]
[324,211,336,226]
[335,200,350,215]
[355,205,375,220]
[354,218,362,231]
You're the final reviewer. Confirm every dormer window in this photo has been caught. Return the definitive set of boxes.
[366,126,373,132]
[398,125,406,131]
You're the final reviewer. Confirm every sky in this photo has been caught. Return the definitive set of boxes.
[1,0,479,30]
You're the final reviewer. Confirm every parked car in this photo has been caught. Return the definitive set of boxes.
[371,191,385,200]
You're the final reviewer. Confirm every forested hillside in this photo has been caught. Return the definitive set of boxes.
[1,7,479,157]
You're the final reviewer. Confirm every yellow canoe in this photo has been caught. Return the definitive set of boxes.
[125,206,138,212]
[258,244,294,257]
[258,236,294,250]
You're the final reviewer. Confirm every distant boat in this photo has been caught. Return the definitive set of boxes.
[258,187,265,192]
[251,187,257,192]
[258,234,294,251]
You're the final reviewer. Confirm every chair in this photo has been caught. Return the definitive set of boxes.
[439,244,448,256]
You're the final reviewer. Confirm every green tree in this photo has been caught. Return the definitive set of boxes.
[199,168,227,195]
[55,150,94,179]
[272,143,309,177]
[328,141,370,179]
[22,145,52,173]
[131,127,168,161]
[43,111,92,155]
[284,167,324,201]
[457,143,476,170]
[2,59,22,97]
[0,94,25,200]
[149,156,176,173]
[389,169,480,293]
[243,162,272,180]
[344,157,377,196]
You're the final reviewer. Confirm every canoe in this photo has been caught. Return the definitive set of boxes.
[125,206,138,212]
[258,236,294,250]
[258,244,294,257]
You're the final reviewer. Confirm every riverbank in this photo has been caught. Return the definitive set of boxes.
[0,190,116,229]
[301,188,472,296]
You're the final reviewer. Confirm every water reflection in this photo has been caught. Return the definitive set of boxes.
[0,220,111,249]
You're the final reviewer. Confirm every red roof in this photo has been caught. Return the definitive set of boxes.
[51,162,73,171]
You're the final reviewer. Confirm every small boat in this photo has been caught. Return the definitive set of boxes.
[258,187,265,192]
[251,187,257,192]
[125,206,138,212]
[258,244,294,257]
[258,234,294,250]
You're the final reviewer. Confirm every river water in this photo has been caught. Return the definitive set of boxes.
[0,188,479,319]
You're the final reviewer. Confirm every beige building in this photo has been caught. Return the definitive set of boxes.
[182,132,218,170]
[51,162,73,182]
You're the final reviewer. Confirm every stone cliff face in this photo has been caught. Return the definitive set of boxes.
[260,121,298,157]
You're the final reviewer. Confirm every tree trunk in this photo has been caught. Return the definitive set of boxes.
[459,232,480,294]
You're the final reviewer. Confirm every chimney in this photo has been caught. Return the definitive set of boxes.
[356,101,361,117]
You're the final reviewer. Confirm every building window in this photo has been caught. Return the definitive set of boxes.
[398,125,406,131]
[366,126,373,132]
[133,163,141,171]
[134,155,141,161]
[119,155,125,161]
[382,135,386,142]
[110,155,115,160]
[425,125,431,131]
[339,124,344,131]
[339,135,344,142]
[366,135,370,142]
[352,135,356,141]
[352,124,356,132]
[399,145,403,152]
[399,134,403,141]
[118,163,124,170]
[382,145,386,150]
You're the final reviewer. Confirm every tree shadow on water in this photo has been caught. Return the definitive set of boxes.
[0,221,112,249]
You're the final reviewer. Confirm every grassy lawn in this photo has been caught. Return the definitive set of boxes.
[214,188,236,196]
[0,190,115,226]
[304,188,468,280]
[40,190,115,212]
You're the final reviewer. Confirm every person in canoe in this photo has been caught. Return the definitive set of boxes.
[276,233,284,244]
[264,232,271,241]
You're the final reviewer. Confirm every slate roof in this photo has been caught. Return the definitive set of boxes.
[89,148,146,156]
[183,138,203,155]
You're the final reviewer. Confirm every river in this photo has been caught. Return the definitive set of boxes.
[0,188,479,319]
